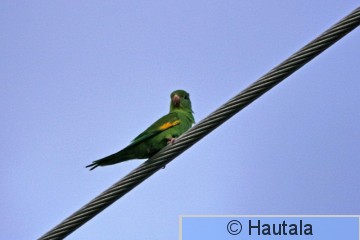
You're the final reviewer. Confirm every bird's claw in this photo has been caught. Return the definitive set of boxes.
[167,137,177,145]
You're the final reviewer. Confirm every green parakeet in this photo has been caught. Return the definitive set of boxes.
[86,89,195,170]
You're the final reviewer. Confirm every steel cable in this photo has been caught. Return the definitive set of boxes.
[39,7,360,240]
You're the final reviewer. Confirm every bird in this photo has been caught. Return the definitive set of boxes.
[86,89,195,170]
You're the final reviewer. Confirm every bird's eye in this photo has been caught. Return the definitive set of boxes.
[184,95,189,100]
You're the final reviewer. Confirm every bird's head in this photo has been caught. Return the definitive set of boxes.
[170,90,193,113]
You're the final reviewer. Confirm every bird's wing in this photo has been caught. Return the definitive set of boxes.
[128,112,180,147]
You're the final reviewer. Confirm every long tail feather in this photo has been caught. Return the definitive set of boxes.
[86,149,134,171]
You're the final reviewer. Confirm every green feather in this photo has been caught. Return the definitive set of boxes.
[86,90,195,170]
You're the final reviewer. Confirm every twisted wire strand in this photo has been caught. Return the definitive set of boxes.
[39,7,360,240]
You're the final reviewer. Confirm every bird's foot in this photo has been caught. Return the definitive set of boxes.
[167,137,177,145]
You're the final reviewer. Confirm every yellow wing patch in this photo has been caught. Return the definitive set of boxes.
[159,120,180,131]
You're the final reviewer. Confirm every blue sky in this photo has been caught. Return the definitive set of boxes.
[1,1,359,240]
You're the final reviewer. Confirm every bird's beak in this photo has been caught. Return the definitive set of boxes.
[172,94,180,107]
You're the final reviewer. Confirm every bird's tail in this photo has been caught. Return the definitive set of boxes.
[86,149,134,171]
